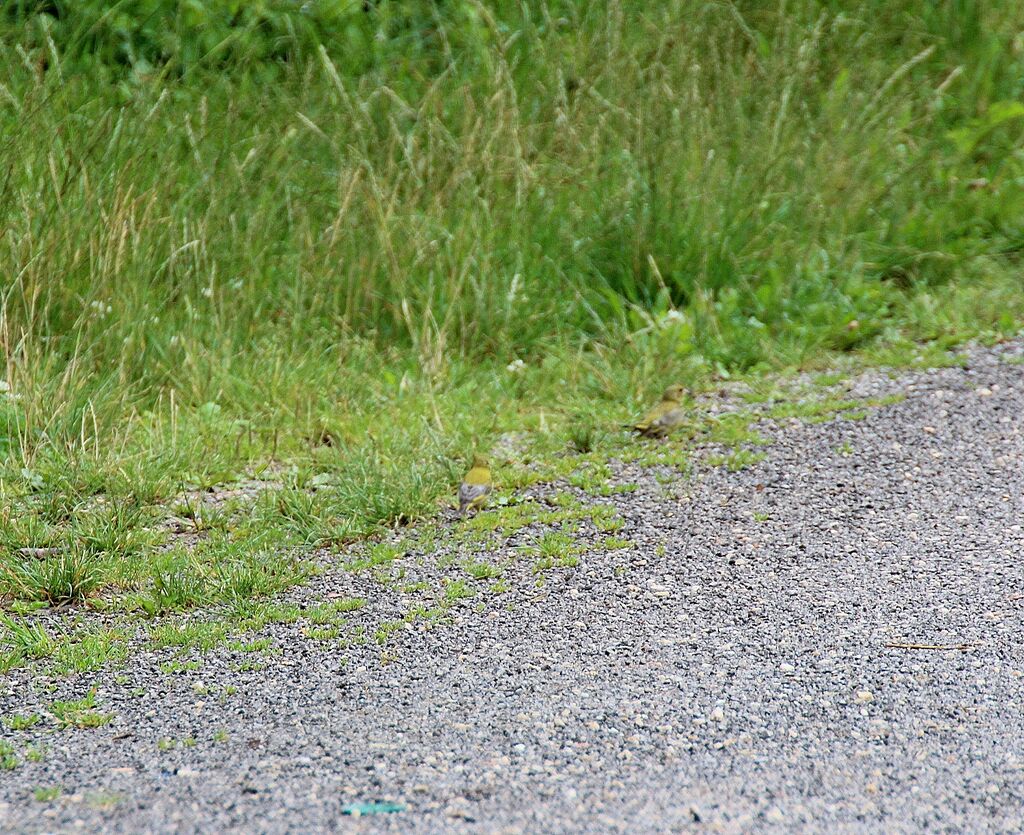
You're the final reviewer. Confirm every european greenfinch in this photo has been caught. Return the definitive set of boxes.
[458,454,492,516]
[633,384,687,438]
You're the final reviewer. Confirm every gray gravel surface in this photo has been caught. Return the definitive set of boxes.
[3,345,1024,833]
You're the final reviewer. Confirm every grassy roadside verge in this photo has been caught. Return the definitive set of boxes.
[0,346,982,680]
[3,1,1024,674]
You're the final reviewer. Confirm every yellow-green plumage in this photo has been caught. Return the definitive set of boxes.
[633,384,687,438]
[458,455,492,515]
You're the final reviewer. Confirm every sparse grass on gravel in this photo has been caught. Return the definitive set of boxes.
[2,1,1024,671]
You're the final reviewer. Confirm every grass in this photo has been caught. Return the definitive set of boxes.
[2,1,1024,668]
[520,531,583,573]
[151,620,229,652]
[50,628,129,675]
[463,560,504,580]
[33,786,61,802]
[443,579,475,603]
[0,614,56,668]
[4,713,40,731]
[49,690,113,729]
[0,741,17,770]
[769,394,906,423]
[603,537,632,551]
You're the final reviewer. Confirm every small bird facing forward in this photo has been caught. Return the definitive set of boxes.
[633,384,687,438]
[458,455,492,516]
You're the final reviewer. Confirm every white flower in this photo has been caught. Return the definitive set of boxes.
[657,309,686,329]
[200,286,213,298]
[506,358,526,374]
[0,379,9,392]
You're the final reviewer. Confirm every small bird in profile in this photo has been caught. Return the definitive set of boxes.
[633,384,688,438]
[458,454,492,516]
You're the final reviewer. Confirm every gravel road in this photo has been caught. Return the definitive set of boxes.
[3,345,1024,833]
